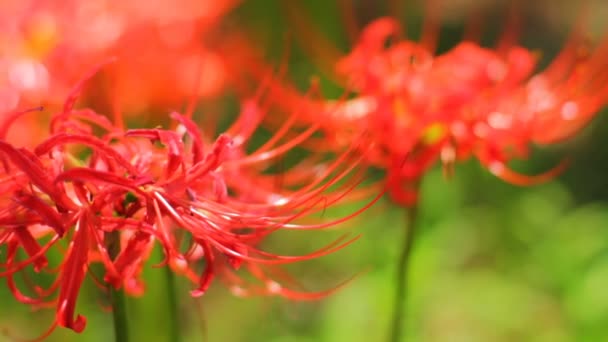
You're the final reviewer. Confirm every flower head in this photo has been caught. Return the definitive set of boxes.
[0,0,241,114]
[272,4,608,206]
[0,64,378,337]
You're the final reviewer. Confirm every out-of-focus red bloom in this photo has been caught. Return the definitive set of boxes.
[0,66,377,338]
[270,6,608,206]
[0,0,240,114]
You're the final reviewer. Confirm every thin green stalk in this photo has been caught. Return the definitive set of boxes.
[165,266,182,342]
[388,203,419,342]
[107,231,129,342]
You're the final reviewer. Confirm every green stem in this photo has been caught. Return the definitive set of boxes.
[165,266,182,342]
[107,231,129,342]
[110,286,129,342]
[388,203,419,342]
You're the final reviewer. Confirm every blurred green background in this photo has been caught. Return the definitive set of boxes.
[3,1,608,341]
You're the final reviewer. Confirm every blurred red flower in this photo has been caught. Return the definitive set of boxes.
[0,0,241,115]
[270,4,608,206]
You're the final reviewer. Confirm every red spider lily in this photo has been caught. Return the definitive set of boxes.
[0,0,240,115]
[0,66,381,338]
[265,4,608,206]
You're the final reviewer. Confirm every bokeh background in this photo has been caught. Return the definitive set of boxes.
[2,1,608,341]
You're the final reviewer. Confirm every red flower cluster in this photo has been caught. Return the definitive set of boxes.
[302,14,608,205]
[1,0,240,114]
[0,66,377,336]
